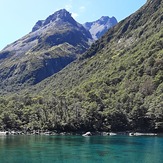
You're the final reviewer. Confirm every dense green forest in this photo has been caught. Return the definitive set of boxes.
[0,0,163,133]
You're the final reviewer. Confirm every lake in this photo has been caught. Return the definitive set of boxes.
[0,135,163,163]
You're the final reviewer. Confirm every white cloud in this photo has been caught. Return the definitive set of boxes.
[71,12,78,19]
[65,4,72,11]
[79,6,86,12]
[64,0,73,11]
[64,0,86,20]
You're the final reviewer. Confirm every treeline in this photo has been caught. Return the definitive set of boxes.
[0,83,162,133]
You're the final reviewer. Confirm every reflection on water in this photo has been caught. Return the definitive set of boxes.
[0,135,163,163]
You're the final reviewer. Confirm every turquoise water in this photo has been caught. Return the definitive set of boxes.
[0,135,163,163]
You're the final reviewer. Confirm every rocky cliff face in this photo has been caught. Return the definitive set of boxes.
[83,16,117,40]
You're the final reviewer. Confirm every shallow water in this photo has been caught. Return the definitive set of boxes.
[0,135,163,163]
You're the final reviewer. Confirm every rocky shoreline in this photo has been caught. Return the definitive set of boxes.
[0,130,160,136]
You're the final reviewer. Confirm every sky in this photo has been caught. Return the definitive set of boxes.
[0,0,146,50]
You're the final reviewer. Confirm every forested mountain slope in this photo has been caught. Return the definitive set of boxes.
[0,0,162,132]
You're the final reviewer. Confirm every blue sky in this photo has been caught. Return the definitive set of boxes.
[0,0,146,50]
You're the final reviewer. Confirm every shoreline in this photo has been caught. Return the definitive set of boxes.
[0,130,161,136]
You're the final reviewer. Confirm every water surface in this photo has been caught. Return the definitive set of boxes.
[0,135,163,163]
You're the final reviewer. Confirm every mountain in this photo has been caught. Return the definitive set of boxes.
[83,16,117,40]
[0,0,163,132]
[0,9,92,92]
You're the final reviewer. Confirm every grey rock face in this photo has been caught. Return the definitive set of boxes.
[83,16,117,40]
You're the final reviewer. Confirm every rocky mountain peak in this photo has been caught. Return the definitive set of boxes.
[45,9,73,23]
[99,16,117,25]
[32,9,77,32]
[83,16,118,40]
[55,9,71,19]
